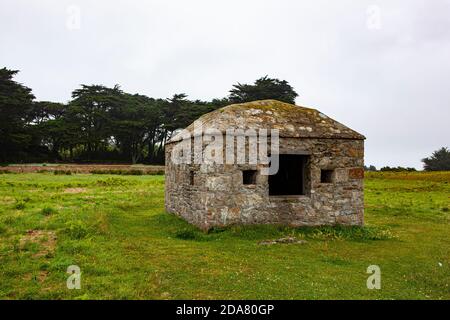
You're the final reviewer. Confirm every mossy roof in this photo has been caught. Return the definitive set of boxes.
[168,99,365,143]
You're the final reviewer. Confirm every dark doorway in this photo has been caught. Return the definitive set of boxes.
[269,154,309,196]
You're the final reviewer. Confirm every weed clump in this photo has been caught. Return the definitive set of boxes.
[173,224,396,242]
[41,207,58,216]
[174,228,206,241]
[63,220,89,239]
[14,200,26,210]
[297,225,396,241]
[96,177,133,187]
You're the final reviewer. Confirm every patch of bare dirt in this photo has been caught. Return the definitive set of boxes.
[20,230,57,258]
[23,271,49,283]
[63,187,87,194]
[259,236,307,245]
[38,271,49,282]
[0,196,15,205]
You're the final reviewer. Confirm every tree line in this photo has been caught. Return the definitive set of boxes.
[2,67,448,170]
[364,147,450,172]
[0,68,297,164]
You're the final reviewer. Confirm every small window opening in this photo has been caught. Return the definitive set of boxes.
[321,169,333,183]
[189,171,195,185]
[269,154,309,196]
[243,170,257,185]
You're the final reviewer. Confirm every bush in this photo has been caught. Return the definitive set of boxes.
[422,147,450,171]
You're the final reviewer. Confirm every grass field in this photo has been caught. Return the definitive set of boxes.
[0,171,449,299]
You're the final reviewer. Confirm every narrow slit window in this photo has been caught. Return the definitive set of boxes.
[321,169,333,183]
[242,170,257,185]
[189,171,195,185]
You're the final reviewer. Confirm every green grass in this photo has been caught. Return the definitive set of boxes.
[0,172,449,299]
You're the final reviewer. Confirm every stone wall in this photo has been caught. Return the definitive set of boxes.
[165,137,364,230]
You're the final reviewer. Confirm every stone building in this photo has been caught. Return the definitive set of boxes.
[165,100,365,230]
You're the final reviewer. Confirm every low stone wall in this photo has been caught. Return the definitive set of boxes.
[0,164,165,174]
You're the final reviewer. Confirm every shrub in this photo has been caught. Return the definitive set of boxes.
[422,147,450,171]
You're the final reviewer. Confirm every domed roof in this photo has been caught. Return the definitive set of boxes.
[168,99,365,143]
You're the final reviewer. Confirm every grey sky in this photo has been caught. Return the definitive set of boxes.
[1,0,449,169]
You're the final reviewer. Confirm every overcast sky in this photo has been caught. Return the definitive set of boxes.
[1,0,449,169]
